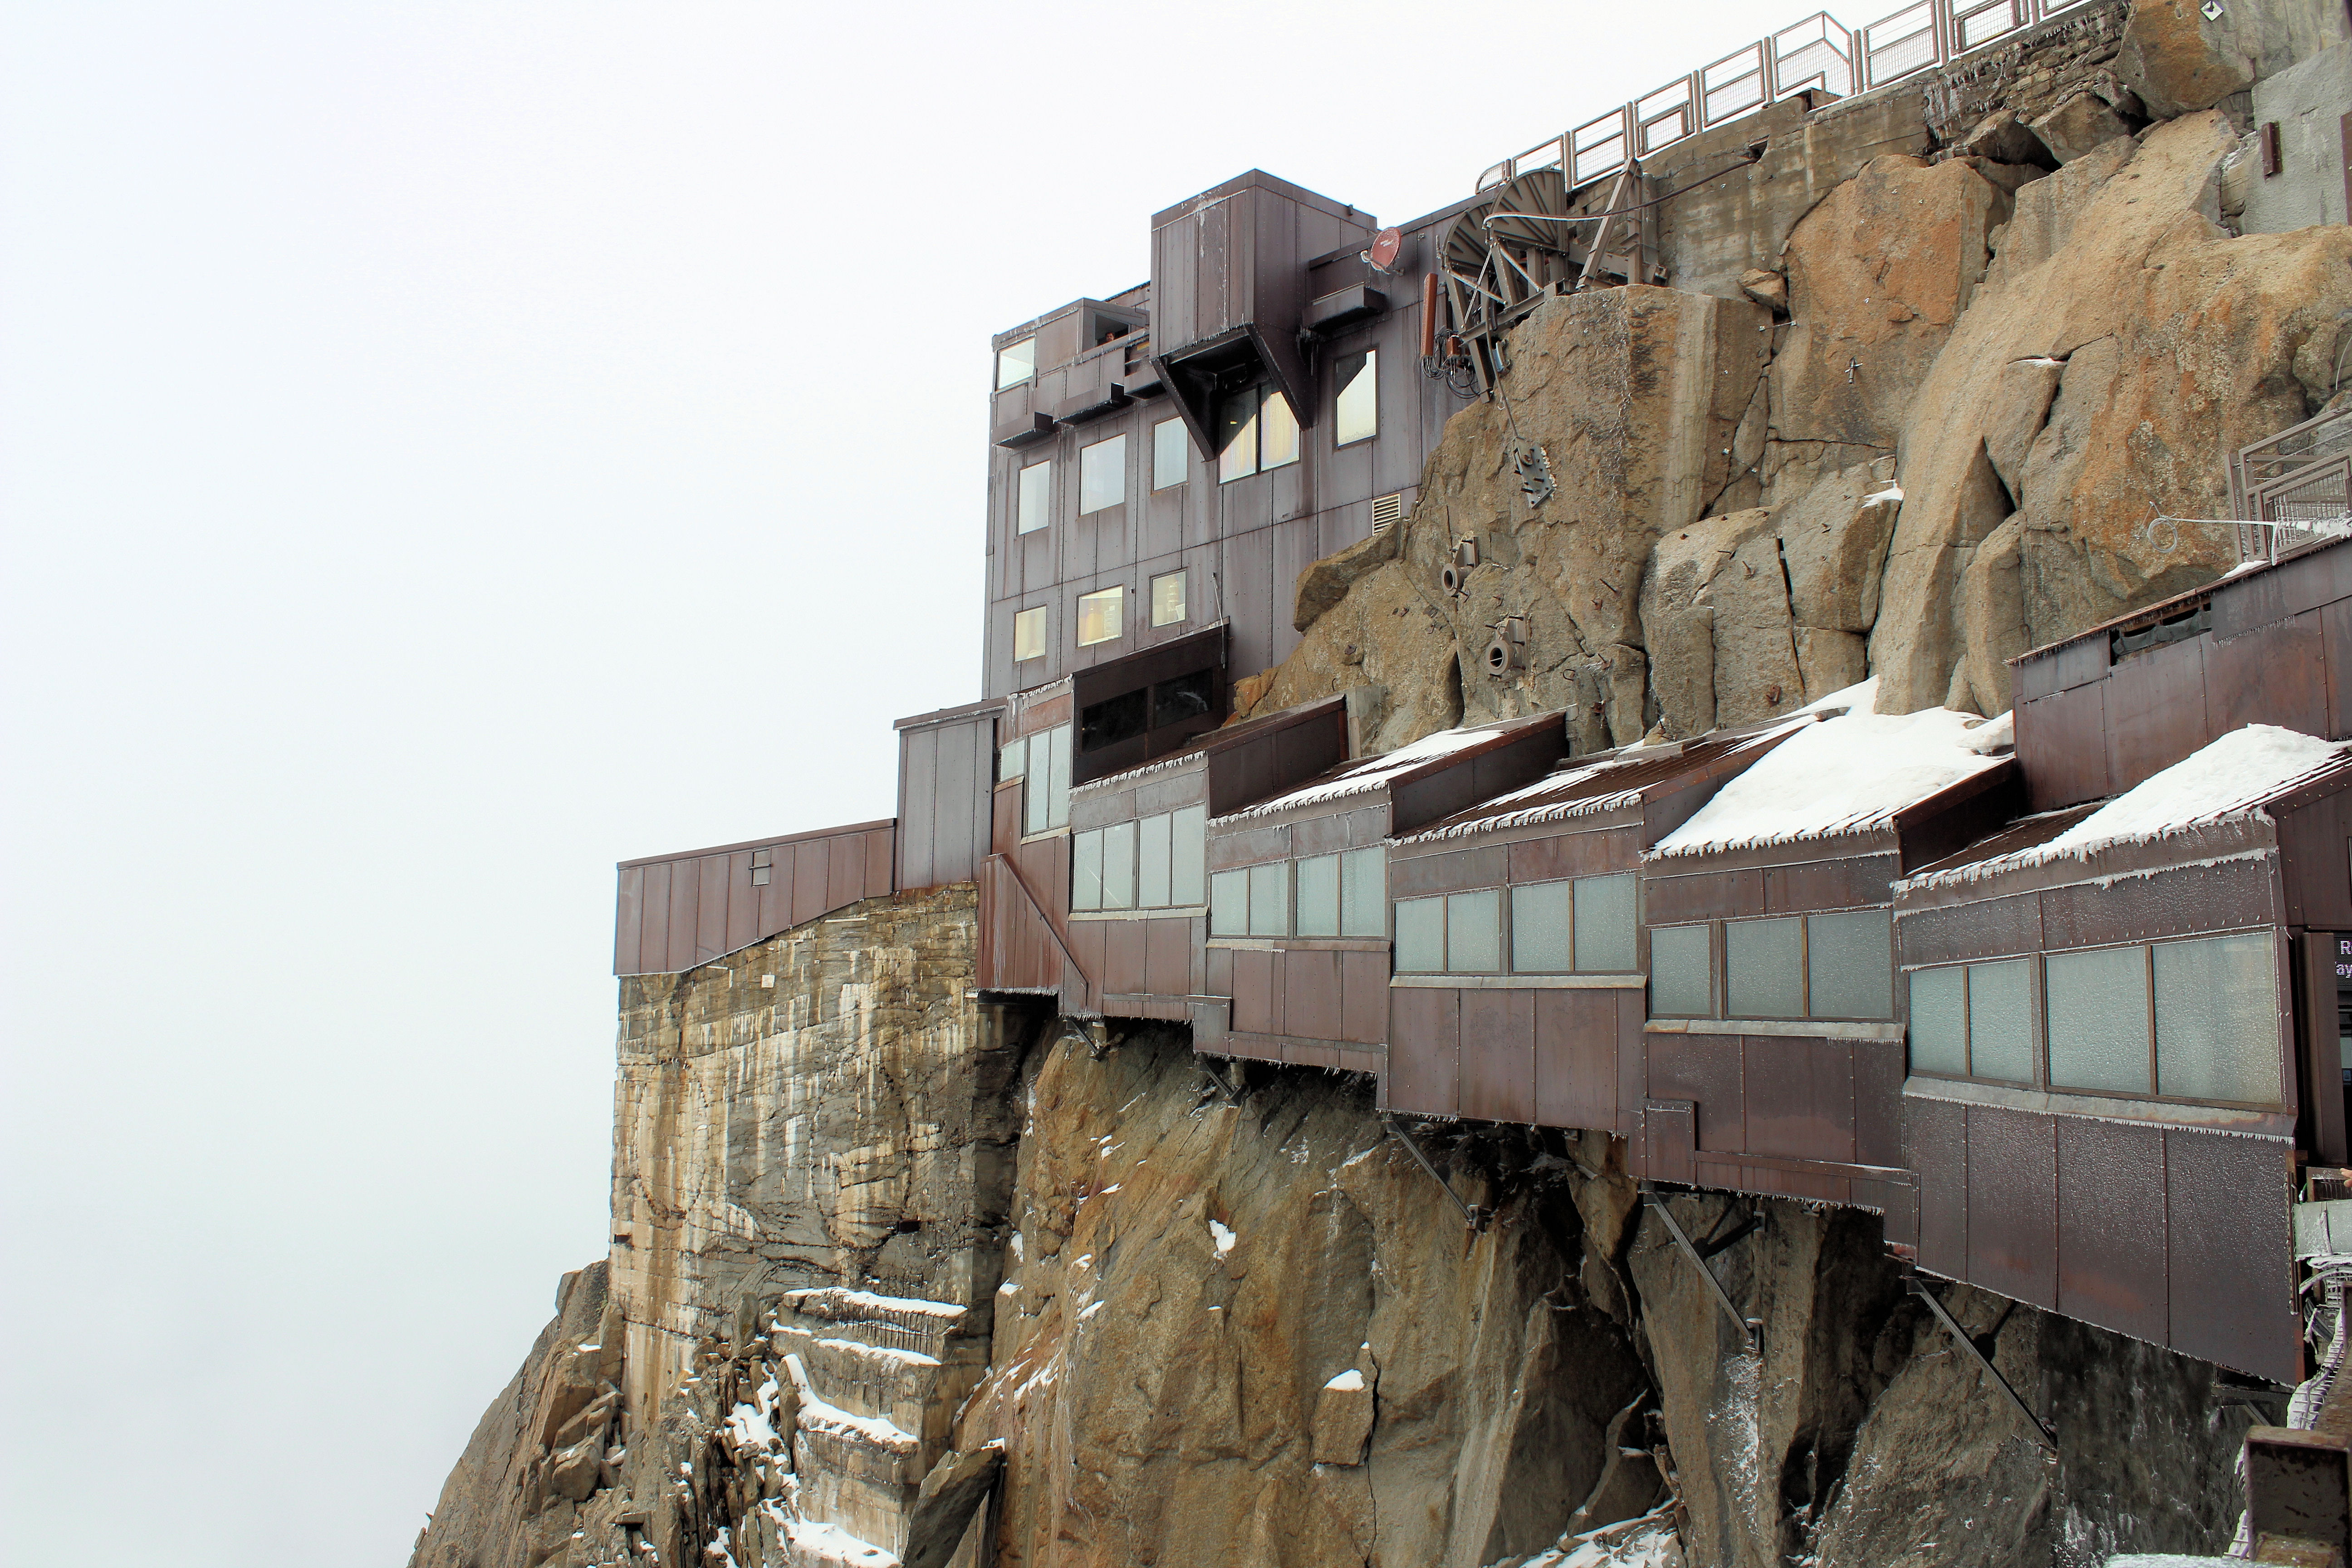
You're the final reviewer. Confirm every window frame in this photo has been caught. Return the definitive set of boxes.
[1149,569,1187,629]
[1011,606,1047,664]
[1216,383,1300,484]
[996,338,1035,390]
[1075,585,1125,647]
[1655,906,1896,1024]
[1333,347,1379,448]
[1015,459,1052,536]
[1078,432,1127,516]
[1152,417,1189,491]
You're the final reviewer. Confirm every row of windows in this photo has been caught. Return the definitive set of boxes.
[1072,807,1210,912]
[1000,725,1072,836]
[1010,573,1187,663]
[1395,875,1639,976]
[1909,931,2279,1103]
[1009,355,1382,533]
[1208,849,1388,939]
[1650,912,1896,1022]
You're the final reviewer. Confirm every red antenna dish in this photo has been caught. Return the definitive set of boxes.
[1366,227,1403,272]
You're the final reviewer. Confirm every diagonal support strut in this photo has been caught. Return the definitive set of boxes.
[1382,1116,1489,1233]
[1905,1270,2058,1452]
[1642,1181,1759,1351]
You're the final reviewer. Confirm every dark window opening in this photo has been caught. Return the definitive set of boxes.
[2111,599,2211,662]
[1152,668,1216,729]
[1081,687,1150,751]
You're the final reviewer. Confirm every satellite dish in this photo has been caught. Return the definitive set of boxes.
[1366,227,1403,273]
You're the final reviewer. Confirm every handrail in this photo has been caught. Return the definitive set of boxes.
[1473,0,2097,196]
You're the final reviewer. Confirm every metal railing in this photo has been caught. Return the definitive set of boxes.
[1474,0,2096,194]
[2230,406,2352,565]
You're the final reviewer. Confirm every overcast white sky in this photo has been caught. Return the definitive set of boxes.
[1,2,1792,1561]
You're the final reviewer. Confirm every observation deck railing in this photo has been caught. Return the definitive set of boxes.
[2230,405,2352,566]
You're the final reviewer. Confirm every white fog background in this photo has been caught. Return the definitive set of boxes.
[3,2,1781,1560]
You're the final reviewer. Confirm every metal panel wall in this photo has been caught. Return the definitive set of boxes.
[615,820,897,976]
[896,702,1001,892]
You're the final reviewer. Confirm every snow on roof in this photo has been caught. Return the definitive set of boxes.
[1647,696,2009,859]
[1209,719,1535,825]
[1905,723,2352,889]
[1392,724,1810,844]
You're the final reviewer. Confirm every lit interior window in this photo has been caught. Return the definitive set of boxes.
[1150,570,1186,627]
[1016,461,1051,535]
[1152,418,1188,490]
[1079,434,1127,515]
[1260,388,1299,470]
[1012,606,1046,662]
[1333,349,1377,446]
[996,338,1035,389]
[1217,387,1259,483]
[1076,586,1124,647]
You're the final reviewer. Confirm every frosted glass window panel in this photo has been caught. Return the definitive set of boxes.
[1071,830,1104,911]
[1511,881,1573,973]
[1152,417,1188,490]
[1726,917,1805,1019]
[1210,870,1249,936]
[1044,725,1071,830]
[2045,946,2152,1094]
[998,737,1027,783]
[1295,853,1341,937]
[1908,966,1966,1074]
[1340,847,1386,938]
[1218,388,1259,482]
[1807,909,1893,1019]
[1076,587,1124,647]
[2156,931,2281,1103]
[1395,897,1446,972]
[1260,389,1300,470]
[996,338,1035,389]
[1966,959,2034,1082]
[1017,461,1051,534]
[1150,570,1186,627]
[1447,889,1502,973]
[1650,924,1714,1017]
[1137,813,1172,908]
[1012,607,1046,663]
[1248,862,1291,937]
[1078,434,1127,514]
[1099,820,1137,910]
[1333,349,1378,446]
[1024,760,1049,836]
[1574,874,1638,973]
[1171,805,1207,906]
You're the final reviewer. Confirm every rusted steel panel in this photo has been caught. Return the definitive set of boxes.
[1647,1033,1743,1151]
[694,855,729,965]
[2301,933,2352,1165]
[1853,1039,1904,1167]
[865,828,893,896]
[1100,919,1147,996]
[1390,846,1509,898]
[1145,917,1193,999]
[725,850,758,955]
[1644,867,1763,925]
[1274,714,1349,798]
[2281,792,2352,929]
[1897,892,2043,966]
[1291,811,1352,858]
[1699,1158,1848,1205]
[992,782,1022,858]
[2105,639,2213,796]
[1858,1177,1916,1237]
[2014,635,2105,702]
[1618,992,1648,1142]
[1743,1035,1855,1164]
[1284,947,1342,1041]
[1906,1095,1968,1279]
[1208,823,1289,870]
[2054,1117,2168,1346]
[2038,857,2277,949]
[788,840,825,928]
[1508,828,1635,883]
[828,837,867,914]
[668,857,703,971]
[1063,919,1107,1004]
[638,861,672,975]
[2165,1126,2300,1382]
[1764,855,1895,914]
[1534,988,1617,1132]
[1341,951,1387,1044]
[897,726,939,889]
[1964,1102,2057,1310]
[1386,987,1461,1116]
[2215,535,2352,638]
[1231,948,1279,1035]
[1205,945,1233,998]
[2210,613,2329,740]
[1645,1099,1696,1186]
[1459,989,1536,1123]
[2017,681,2111,811]
[615,866,645,976]
[2326,595,2352,738]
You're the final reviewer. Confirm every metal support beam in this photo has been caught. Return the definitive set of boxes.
[1905,1272,2058,1452]
[1382,1117,1488,1232]
[1641,1182,1758,1350]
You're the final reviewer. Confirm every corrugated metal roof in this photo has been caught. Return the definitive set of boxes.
[1390,722,1802,845]
[1210,711,1558,826]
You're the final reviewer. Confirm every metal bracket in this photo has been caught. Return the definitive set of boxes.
[1905,1270,2058,1452]
[1694,1212,1761,1261]
[1641,1182,1759,1350]
[1383,1116,1488,1232]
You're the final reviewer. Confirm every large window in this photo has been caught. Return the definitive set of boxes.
[1218,384,1300,483]
[996,339,1035,389]
[1076,586,1124,647]
[1011,606,1046,663]
[1079,434,1126,514]
[1397,872,1638,976]
[1654,910,1895,1021]
[1150,570,1187,628]
[1016,461,1051,535]
[1907,931,2279,1105]
[1152,418,1188,490]
[1333,349,1378,446]
[1017,724,1072,836]
[1210,849,1386,939]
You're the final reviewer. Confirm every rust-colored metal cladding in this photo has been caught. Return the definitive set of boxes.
[614,820,896,976]
[1533,988,1628,1132]
[2054,1115,2169,1346]
[1459,989,1537,1123]
[1961,1101,2058,1310]
[895,698,1002,892]
[2166,1126,2300,1383]
[1905,1093,1968,1278]
[1743,1034,1855,1164]
[1386,987,1460,1116]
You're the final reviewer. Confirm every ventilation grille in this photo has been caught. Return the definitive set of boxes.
[1370,492,1404,533]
